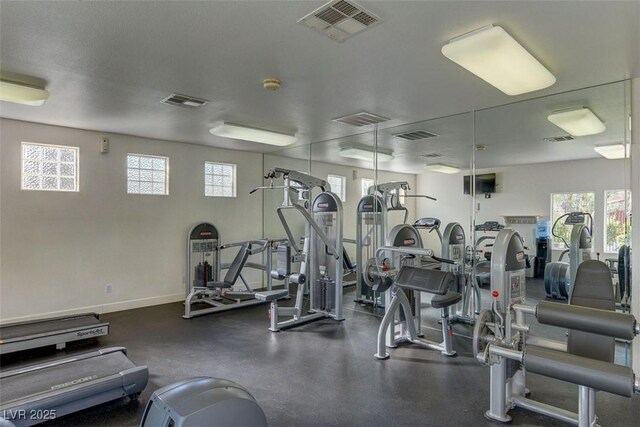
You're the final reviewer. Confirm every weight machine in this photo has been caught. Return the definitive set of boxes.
[183,223,287,319]
[472,228,639,426]
[253,168,344,331]
[544,212,593,299]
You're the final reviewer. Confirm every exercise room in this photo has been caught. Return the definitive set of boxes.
[1,1,639,426]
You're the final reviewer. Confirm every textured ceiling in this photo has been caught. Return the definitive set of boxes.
[0,1,638,172]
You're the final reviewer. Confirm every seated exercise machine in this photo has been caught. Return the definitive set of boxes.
[414,219,481,324]
[473,228,639,426]
[354,182,436,307]
[544,211,593,299]
[183,222,287,319]
[0,347,148,426]
[0,313,109,355]
[471,220,505,287]
[252,168,344,331]
[364,242,461,360]
[140,377,267,427]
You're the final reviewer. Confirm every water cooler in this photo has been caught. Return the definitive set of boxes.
[535,219,551,278]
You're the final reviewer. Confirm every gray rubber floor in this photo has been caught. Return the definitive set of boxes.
[1,279,637,426]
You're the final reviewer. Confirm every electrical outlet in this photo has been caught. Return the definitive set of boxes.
[105,283,113,294]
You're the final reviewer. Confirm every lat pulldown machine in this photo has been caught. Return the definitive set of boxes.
[253,168,344,331]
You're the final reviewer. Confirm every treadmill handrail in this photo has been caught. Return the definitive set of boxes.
[0,347,128,379]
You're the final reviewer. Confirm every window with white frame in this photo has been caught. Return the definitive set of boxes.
[21,142,79,192]
[127,154,168,195]
[205,162,236,197]
[604,190,632,252]
[327,174,346,201]
[361,178,374,197]
[550,192,595,249]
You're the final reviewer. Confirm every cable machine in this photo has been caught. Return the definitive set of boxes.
[253,168,344,331]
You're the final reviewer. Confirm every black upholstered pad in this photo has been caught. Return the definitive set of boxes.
[568,260,615,363]
[393,266,454,295]
[431,292,461,309]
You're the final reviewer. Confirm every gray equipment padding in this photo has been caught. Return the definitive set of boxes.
[140,377,267,427]
[523,346,634,397]
[207,242,251,288]
[568,260,615,362]
[393,266,453,295]
[536,301,636,340]
[431,292,462,309]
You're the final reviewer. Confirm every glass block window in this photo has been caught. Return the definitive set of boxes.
[205,162,236,197]
[21,142,79,192]
[361,178,374,197]
[327,174,346,202]
[127,154,168,195]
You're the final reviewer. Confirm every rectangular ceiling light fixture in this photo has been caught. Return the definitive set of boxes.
[0,79,49,106]
[547,107,606,137]
[339,146,394,162]
[441,25,556,96]
[594,143,630,159]
[424,163,460,174]
[209,122,297,146]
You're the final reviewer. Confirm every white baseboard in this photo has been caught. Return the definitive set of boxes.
[0,292,185,324]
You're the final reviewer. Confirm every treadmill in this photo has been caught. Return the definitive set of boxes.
[0,313,109,355]
[0,347,148,426]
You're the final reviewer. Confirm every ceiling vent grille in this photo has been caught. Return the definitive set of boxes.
[299,0,382,42]
[543,135,575,142]
[333,111,390,127]
[421,153,444,158]
[161,93,210,108]
[394,130,439,141]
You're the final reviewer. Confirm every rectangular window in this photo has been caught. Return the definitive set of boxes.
[550,192,595,249]
[21,142,79,192]
[604,190,632,252]
[127,154,168,195]
[205,162,236,197]
[361,178,374,197]
[328,174,346,202]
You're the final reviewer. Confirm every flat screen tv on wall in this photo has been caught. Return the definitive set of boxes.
[463,173,496,195]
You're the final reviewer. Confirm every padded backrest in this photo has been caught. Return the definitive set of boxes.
[394,266,453,295]
[568,260,615,362]
[223,242,252,285]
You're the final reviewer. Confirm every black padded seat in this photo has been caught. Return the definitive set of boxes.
[207,242,251,289]
[431,292,462,309]
[568,260,615,363]
[394,266,454,295]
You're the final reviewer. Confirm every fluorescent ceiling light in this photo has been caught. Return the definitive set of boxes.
[209,122,297,146]
[424,163,460,174]
[594,143,630,160]
[547,107,606,137]
[0,79,49,106]
[339,147,394,162]
[441,25,556,96]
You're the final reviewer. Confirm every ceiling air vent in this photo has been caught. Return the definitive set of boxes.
[543,135,575,142]
[333,111,390,127]
[421,153,444,158]
[394,130,439,141]
[299,0,383,42]
[161,93,210,108]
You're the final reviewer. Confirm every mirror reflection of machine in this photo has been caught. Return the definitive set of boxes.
[252,168,344,331]
[356,181,436,307]
[544,212,593,299]
[471,221,505,288]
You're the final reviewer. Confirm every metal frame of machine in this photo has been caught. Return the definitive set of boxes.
[254,168,344,331]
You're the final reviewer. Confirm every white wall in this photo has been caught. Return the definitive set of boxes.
[0,119,264,322]
[416,157,629,258]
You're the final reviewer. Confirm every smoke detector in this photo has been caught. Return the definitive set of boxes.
[299,0,383,42]
[263,78,281,91]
